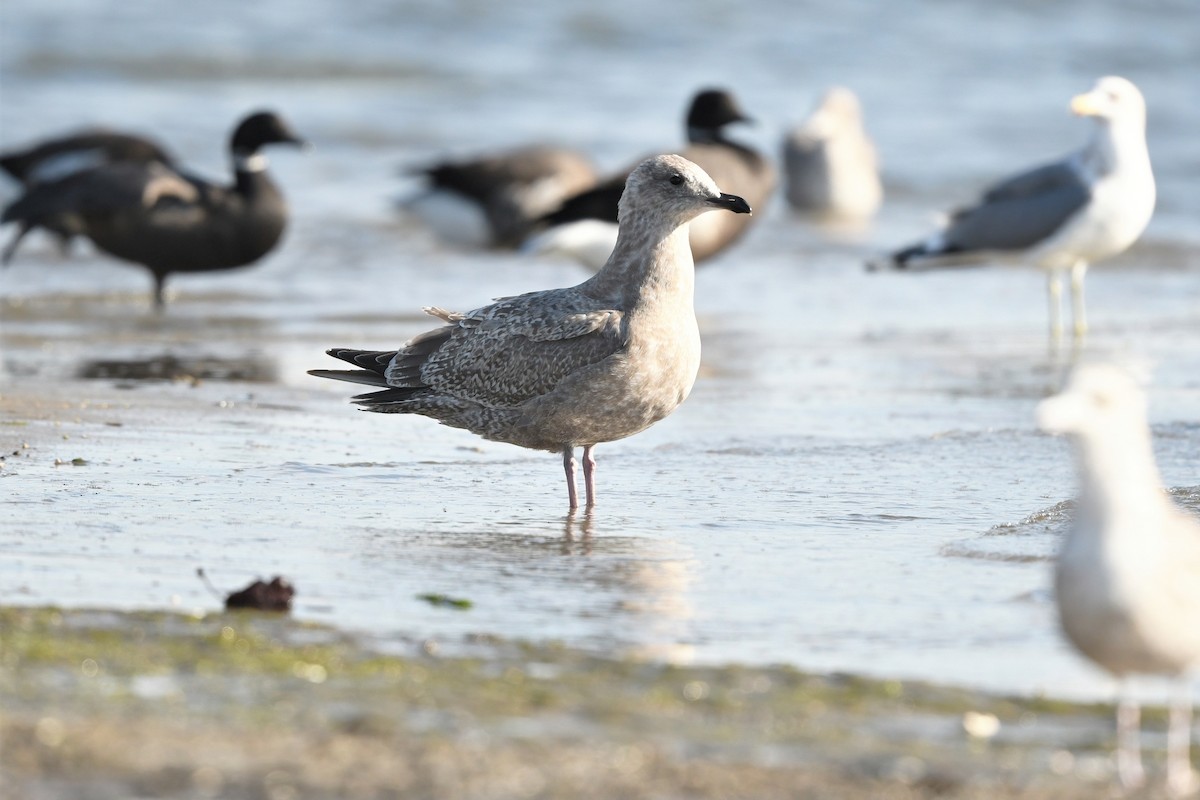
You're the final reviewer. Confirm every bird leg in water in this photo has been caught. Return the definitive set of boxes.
[562,446,579,510]
[1167,679,1197,797]
[582,445,597,508]
[152,273,168,311]
[1070,259,1089,338]
[1,223,32,266]
[1116,690,1146,790]
[1046,270,1064,340]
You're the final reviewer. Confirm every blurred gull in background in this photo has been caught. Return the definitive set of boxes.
[879,76,1155,339]
[1038,364,1200,796]
[782,86,882,223]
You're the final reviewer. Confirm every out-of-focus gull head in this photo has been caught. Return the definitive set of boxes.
[1070,76,1147,128]
[1036,363,1147,438]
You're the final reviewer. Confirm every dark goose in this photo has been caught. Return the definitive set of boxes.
[1,129,176,254]
[526,88,776,268]
[1,129,175,186]
[402,144,597,249]
[2,111,305,308]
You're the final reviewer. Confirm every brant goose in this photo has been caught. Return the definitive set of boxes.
[402,144,597,248]
[2,111,306,308]
[782,87,882,221]
[310,155,751,509]
[1,129,174,186]
[525,88,775,269]
[1,129,175,254]
[875,77,1154,338]
[1039,364,1200,795]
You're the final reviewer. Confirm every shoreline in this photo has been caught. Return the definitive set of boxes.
[1,605,1134,799]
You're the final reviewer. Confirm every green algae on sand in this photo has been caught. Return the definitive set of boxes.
[0,606,1126,799]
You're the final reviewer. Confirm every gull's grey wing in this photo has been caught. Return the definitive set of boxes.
[390,290,626,407]
[944,160,1091,252]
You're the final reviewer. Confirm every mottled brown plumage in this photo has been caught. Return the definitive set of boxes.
[311,154,751,508]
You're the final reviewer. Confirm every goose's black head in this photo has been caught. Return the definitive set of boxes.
[686,89,752,143]
[230,111,307,156]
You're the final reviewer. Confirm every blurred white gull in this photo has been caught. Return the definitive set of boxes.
[882,76,1155,338]
[1038,364,1200,796]
[782,87,882,222]
[311,155,751,510]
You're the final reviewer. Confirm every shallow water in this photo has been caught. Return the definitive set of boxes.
[1,0,1199,701]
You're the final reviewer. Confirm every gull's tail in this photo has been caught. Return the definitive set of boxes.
[866,236,967,273]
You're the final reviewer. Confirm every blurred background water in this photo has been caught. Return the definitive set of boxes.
[1,0,1198,699]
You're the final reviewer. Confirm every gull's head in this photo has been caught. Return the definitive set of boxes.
[618,154,751,227]
[806,86,865,138]
[1070,76,1147,130]
[1037,363,1147,439]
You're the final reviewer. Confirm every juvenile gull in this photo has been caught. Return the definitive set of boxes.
[526,89,774,269]
[1038,364,1200,795]
[782,87,882,222]
[401,145,597,249]
[310,154,751,509]
[881,77,1155,337]
[1,111,306,308]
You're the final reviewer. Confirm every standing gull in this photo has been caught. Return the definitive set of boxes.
[310,154,751,509]
[880,77,1154,337]
[1038,364,1200,795]
[782,86,883,222]
[525,89,774,269]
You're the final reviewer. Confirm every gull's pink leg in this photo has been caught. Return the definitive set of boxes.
[1167,678,1196,797]
[582,445,597,507]
[562,447,578,510]
[1116,688,1146,790]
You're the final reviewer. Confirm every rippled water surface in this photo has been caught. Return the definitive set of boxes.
[1,0,1198,699]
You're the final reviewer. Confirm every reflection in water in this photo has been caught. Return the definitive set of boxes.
[561,509,593,555]
[560,510,697,663]
[78,354,279,383]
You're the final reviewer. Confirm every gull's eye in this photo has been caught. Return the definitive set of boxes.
[669,174,683,186]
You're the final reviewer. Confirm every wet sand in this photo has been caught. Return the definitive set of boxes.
[2,606,1137,800]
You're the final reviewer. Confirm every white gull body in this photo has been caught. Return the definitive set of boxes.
[887,76,1155,338]
[783,87,882,222]
[1038,364,1200,795]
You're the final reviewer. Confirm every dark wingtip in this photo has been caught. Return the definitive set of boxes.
[888,246,922,270]
[864,245,923,273]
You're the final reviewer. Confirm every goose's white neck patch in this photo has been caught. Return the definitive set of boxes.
[235,153,268,173]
